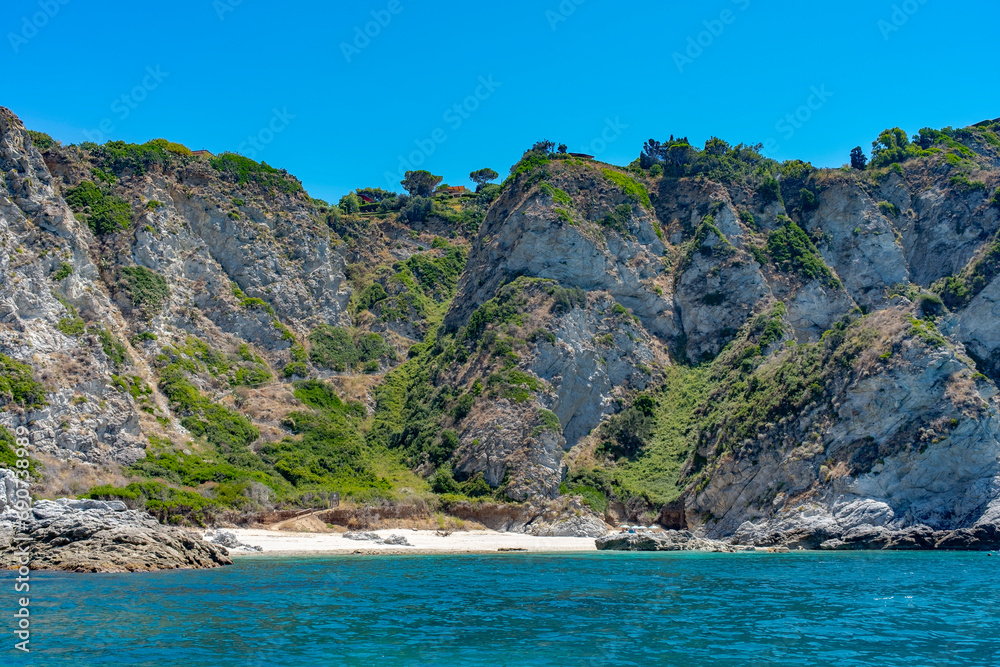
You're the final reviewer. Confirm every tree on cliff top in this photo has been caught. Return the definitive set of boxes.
[401,170,443,197]
[469,168,499,192]
[850,146,868,170]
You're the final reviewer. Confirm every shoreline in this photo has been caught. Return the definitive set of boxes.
[216,528,600,555]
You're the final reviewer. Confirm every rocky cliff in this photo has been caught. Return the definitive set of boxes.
[0,470,231,571]
[3,105,1000,550]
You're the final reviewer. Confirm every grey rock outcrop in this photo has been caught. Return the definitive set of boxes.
[0,108,146,465]
[596,530,735,552]
[688,308,1000,550]
[447,496,609,538]
[203,529,262,553]
[0,479,231,572]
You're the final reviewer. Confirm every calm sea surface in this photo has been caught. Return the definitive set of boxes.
[8,551,1000,666]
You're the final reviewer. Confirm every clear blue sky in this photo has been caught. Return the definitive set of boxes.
[5,0,999,203]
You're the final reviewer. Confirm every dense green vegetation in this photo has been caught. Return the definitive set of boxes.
[766,220,841,288]
[95,374,425,523]
[641,136,781,190]
[308,326,395,372]
[156,336,272,388]
[401,244,466,300]
[869,127,934,169]
[933,237,1000,309]
[99,335,407,520]
[601,169,651,209]
[56,316,85,337]
[356,283,388,311]
[584,365,712,506]
[64,181,132,235]
[87,480,227,525]
[502,151,551,190]
[119,266,169,314]
[209,152,303,194]
[27,130,55,150]
[158,365,261,456]
[861,124,990,171]
[366,240,468,330]
[261,380,410,500]
[83,139,188,177]
[0,353,47,410]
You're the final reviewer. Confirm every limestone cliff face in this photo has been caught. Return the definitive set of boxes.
[438,137,1000,546]
[0,108,362,482]
[0,108,145,466]
[689,307,1000,547]
[4,104,1000,548]
[445,163,675,337]
[439,282,665,500]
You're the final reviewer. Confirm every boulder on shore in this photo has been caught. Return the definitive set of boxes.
[0,472,232,572]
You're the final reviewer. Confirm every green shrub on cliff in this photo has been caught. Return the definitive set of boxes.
[90,326,130,368]
[119,265,169,314]
[308,326,395,372]
[757,177,782,204]
[51,262,73,281]
[64,181,132,235]
[766,221,841,288]
[27,130,55,150]
[0,353,47,410]
[0,425,38,474]
[934,239,1000,309]
[89,140,176,177]
[209,152,303,194]
[158,365,259,452]
[601,169,651,209]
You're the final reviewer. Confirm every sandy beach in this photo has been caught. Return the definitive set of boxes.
[218,528,602,556]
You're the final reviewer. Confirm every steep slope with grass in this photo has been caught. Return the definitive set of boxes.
[0,107,481,523]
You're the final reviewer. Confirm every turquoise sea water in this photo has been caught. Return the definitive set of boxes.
[8,551,1000,666]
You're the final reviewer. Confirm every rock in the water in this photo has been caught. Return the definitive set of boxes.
[595,530,735,552]
[817,523,1000,551]
[0,486,231,572]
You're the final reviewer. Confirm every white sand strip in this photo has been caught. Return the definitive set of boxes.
[218,528,601,555]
